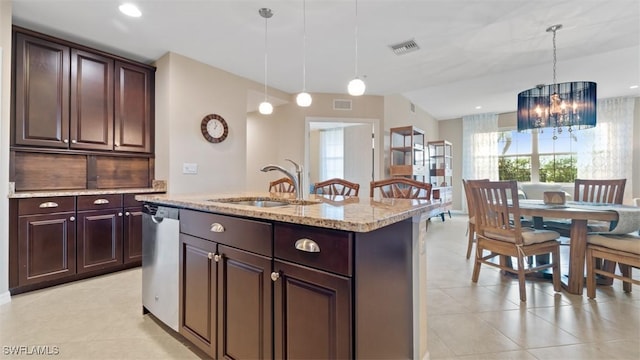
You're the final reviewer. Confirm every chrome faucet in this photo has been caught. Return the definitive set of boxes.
[261,159,303,199]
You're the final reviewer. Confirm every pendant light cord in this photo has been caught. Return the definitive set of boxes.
[354,0,359,77]
[302,0,307,91]
[264,14,269,101]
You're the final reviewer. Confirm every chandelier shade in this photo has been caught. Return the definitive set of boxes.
[517,81,597,132]
[517,24,597,134]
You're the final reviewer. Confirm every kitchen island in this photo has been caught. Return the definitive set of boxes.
[137,192,440,360]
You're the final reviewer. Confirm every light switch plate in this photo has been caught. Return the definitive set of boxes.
[183,163,198,174]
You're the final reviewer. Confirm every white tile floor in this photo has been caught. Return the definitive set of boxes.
[0,213,638,359]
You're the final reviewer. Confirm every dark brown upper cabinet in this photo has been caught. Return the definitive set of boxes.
[12,27,154,154]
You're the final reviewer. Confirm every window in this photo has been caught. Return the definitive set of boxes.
[319,128,344,180]
[498,128,578,183]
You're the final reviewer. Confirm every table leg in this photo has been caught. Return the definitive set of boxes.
[565,219,588,295]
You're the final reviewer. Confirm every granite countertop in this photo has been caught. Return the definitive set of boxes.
[136,192,440,232]
[7,180,167,199]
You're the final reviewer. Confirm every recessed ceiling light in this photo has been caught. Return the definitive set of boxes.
[630,85,639,89]
[475,106,482,110]
[119,3,141,17]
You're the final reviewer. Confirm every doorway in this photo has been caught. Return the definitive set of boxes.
[305,117,380,197]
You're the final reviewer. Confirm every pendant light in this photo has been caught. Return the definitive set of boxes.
[347,0,365,96]
[517,24,596,136]
[296,0,312,107]
[258,8,274,115]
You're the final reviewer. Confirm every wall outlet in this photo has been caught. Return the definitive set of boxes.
[183,163,198,174]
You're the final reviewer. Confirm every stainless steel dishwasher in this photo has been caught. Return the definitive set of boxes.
[142,204,180,331]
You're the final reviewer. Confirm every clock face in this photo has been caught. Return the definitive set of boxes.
[201,114,228,143]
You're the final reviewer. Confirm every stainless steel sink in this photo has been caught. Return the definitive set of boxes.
[209,197,320,207]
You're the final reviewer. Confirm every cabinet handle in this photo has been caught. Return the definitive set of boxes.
[213,254,221,262]
[71,139,77,144]
[63,139,69,144]
[39,201,59,208]
[93,199,110,205]
[210,223,225,233]
[115,142,120,147]
[270,272,280,282]
[125,212,131,216]
[207,252,214,260]
[294,238,321,253]
[69,216,75,222]
[118,212,123,216]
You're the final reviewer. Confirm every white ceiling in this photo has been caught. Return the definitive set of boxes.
[11,0,640,120]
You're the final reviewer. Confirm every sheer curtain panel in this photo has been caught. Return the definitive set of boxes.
[461,113,499,212]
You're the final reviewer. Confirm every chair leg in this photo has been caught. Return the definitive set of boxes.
[620,264,632,293]
[517,255,527,302]
[466,223,474,259]
[551,248,561,292]
[597,260,616,286]
[586,249,597,299]
[471,243,482,283]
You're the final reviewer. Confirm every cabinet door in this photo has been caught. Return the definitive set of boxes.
[179,234,216,357]
[274,260,352,360]
[18,212,76,286]
[70,49,114,151]
[217,245,272,360]
[14,32,70,148]
[123,206,143,264]
[76,209,123,273]
[114,61,153,153]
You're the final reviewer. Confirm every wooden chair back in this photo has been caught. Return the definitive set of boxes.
[470,180,524,246]
[370,178,431,199]
[312,178,360,196]
[574,179,626,204]
[269,177,296,193]
[462,179,489,218]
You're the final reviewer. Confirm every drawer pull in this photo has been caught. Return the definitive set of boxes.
[295,238,320,253]
[93,199,110,205]
[270,271,280,282]
[210,223,225,233]
[39,201,59,208]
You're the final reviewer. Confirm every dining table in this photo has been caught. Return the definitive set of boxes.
[518,200,640,295]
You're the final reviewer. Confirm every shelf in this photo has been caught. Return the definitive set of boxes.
[390,126,427,182]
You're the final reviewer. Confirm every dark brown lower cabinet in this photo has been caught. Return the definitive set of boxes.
[18,208,76,286]
[217,245,272,360]
[273,260,352,360]
[76,202,123,274]
[123,205,143,264]
[179,233,217,357]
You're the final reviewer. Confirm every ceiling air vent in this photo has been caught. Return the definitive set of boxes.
[390,39,420,55]
[333,99,352,111]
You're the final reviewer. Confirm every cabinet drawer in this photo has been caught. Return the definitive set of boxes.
[123,193,141,207]
[77,194,122,210]
[18,196,75,215]
[180,209,272,257]
[275,223,352,277]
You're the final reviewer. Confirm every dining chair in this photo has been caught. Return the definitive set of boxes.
[470,180,562,302]
[370,178,431,199]
[269,177,296,193]
[462,179,488,259]
[586,233,640,298]
[312,178,360,196]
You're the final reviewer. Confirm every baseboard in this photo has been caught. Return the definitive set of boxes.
[0,290,11,306]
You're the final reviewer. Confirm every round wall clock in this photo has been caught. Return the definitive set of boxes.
[201,114,228,143]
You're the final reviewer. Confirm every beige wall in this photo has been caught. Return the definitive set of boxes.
[0,0,12,303]
[633,97,640,200]
[155,52,289,195]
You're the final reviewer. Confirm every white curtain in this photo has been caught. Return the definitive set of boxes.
[461,113,499,211]
[577,97,635,204]
[319,128,344,181]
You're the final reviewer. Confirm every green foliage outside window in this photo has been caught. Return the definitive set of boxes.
[539,156,577,182]
[499,157,531,181]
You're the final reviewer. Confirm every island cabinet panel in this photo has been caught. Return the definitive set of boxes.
[13,32,70,148]
[217,245,272,360]
[179,233,217,357]
[17,197,76,286]
[76,194,124,273]
[273,260,352,360]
